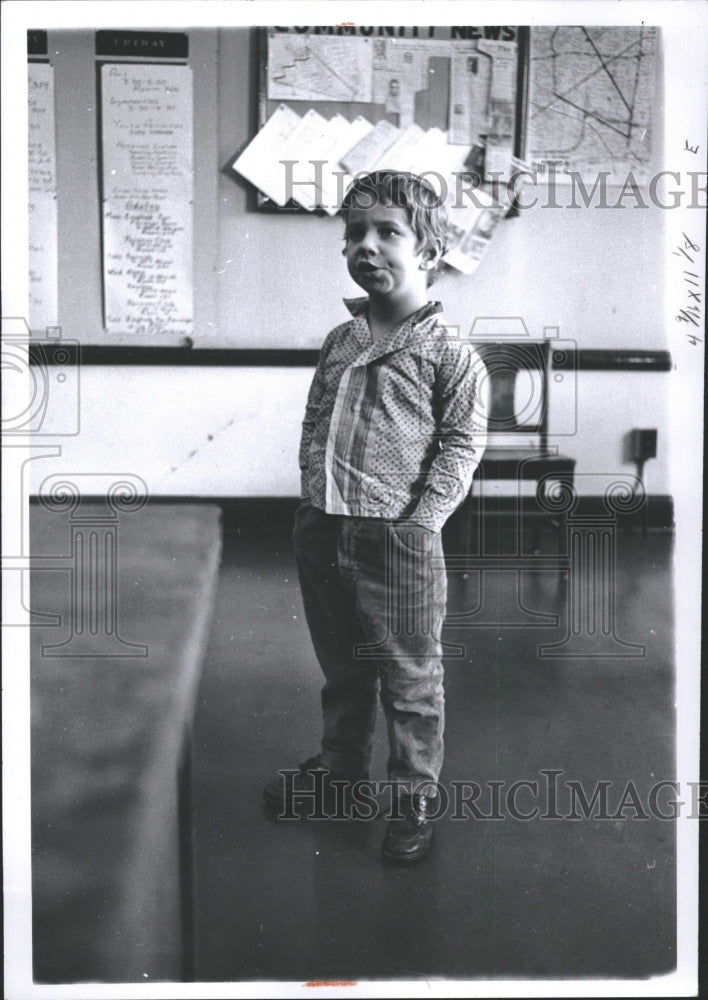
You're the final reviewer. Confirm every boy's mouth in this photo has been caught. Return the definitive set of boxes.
[356,261,382,275]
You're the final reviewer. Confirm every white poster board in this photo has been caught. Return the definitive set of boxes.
[28,62,58,333]
[100,63,194,342]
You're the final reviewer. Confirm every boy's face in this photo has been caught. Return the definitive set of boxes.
[344,203,438,302]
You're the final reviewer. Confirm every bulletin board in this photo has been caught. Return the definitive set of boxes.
[255,25,529,210]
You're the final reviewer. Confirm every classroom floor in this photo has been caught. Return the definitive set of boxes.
[192,519,676,983]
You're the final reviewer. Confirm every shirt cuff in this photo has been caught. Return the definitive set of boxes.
[407,510,443,533]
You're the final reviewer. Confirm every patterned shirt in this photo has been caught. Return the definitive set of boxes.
[300,297,487,533]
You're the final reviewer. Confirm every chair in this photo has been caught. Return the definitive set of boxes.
[464,339,576,554]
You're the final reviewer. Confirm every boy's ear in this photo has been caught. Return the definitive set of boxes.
[420,237,443,270]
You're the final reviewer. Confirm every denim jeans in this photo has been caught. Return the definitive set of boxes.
[293,502,447,788]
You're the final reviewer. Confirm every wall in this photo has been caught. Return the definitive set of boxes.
[215,29,666,349]
[29,26,679,498]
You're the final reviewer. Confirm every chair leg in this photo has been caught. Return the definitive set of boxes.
[530,518,542,555]
[556,514,565,556]
[536,473,575,555]
[459,484,481,556]
[530,480,545,554]
[458,492,471,555]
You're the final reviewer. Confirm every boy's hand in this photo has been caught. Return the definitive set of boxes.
[388,517,436,533]
[385,518,433,531]
[386,519,437,554]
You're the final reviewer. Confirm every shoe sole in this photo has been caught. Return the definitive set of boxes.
[262,790,350,816]
[262,776,361,813]
[381,841,432,863]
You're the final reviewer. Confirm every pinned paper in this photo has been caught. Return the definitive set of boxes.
[231,104,300,205]
[339,119,399,175]
[267,108,333,207]
[371,124,425,172]
[317,116,375,215]
[443,189,506,275]
[287,114,352,212]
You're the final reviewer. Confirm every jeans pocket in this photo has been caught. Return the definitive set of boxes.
[387,521,435,556]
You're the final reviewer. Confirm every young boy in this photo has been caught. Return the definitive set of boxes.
[264,171,487,862]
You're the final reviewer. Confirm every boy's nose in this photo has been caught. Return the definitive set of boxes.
[357,229,378,254]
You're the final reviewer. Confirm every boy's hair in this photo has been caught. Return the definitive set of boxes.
[341,171,449,283]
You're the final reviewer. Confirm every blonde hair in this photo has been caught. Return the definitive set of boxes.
[342,171,449,283]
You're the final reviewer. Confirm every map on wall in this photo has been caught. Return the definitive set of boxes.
[526,26,658,183]
[268,34,374,102]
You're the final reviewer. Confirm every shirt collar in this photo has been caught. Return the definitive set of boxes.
[343,298,444,365]
[343,297,442,323]
[343,296,369,318]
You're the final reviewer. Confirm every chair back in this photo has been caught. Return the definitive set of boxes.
[475,340,549,449]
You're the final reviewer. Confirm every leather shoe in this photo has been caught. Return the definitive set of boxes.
[381,792,437,863]
[263,755,357,816]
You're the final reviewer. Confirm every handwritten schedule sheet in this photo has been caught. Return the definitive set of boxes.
[28,63,59,332]
[101,64,193,341]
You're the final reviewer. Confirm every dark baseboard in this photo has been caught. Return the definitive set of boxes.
[216,494,676,532]
[31,345,671,370]
[31,494,674,532]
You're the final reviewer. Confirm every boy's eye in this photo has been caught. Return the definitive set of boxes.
[343,225,403,242]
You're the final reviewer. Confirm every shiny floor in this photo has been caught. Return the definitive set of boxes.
[192,521,676,983]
